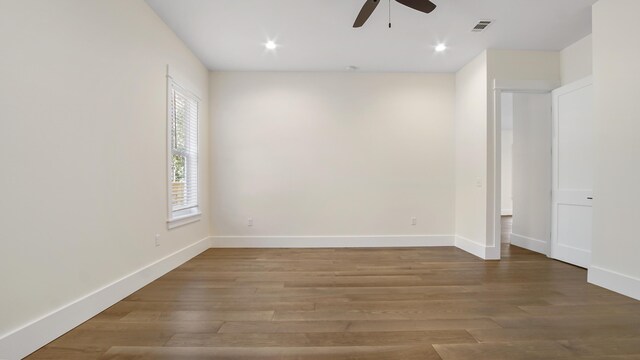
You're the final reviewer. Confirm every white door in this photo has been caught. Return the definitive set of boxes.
[510,93,552,255]
[551,77,594,268]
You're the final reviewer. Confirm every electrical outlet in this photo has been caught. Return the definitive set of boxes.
[155,234,160,247]
[248,218,253,227]
[411,217,417,226]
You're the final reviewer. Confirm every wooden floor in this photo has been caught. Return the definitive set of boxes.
[501,216,513,244]
[28,237,640,359]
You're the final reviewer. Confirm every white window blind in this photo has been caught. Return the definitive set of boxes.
[168,79,199,223]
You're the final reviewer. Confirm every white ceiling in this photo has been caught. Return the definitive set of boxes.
[145,0,597,73]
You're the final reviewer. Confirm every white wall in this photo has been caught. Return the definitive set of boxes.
[590,0,640,300]
[511,93,552,253]
[0,0,209,344]
[209,72,455,240]
[501,94,514,216]
[488,50,561,83]
[454,52,489,256]
[501,130,513,216]
[561,34,593,85]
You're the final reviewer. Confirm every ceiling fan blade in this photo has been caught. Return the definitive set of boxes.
[394,0,436,14]
[353,0,381,28]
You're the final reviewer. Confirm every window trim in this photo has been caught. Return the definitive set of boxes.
[166,76,201,229]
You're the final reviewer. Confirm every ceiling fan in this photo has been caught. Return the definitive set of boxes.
[353,0,437,28]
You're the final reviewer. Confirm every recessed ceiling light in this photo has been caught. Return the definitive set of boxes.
[435,43,447,52]
[265,40,278,50]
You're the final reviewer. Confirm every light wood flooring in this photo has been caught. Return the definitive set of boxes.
[27,234,640,359]
[501,216,513,244]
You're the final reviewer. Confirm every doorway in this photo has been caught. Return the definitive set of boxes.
[500,93,513,245]
[494,78,595,268]
[499,91,552,255]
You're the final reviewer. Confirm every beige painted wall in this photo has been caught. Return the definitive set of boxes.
[591,0,640,280]
[488,50,561,84]
[0,0,210,337]
[561,34,593,85]
[209,72,456,237]
[454,52,488,247]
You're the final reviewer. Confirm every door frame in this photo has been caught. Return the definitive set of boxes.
[490,79,560,259]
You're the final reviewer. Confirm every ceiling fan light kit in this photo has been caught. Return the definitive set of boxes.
[353,0,437,28]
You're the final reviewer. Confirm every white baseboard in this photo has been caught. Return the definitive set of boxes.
[454,236,500,260]
[211,235,455,248]
[588,265,640,301]
[0,237,211,360]
[484,244,500,260]
[501,209,513,216]
[454,236,485,259]
[510,233,548,255]
[213,234,504,260]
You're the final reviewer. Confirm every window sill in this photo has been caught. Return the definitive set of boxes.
[167,211,202,229]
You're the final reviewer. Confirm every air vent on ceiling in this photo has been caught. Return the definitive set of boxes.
[472,20,493,32]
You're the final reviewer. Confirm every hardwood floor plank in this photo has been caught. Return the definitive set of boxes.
[120,310,274,322]
[42,329,172,349]
[273,306,526,321]
[315,299,533,311]
[75,320,224,333]
[27,346,106,360]
[542,294,639,306]
[218,320,351,334]
[492,313,640,329]
[469,325,640,343]
[518,303,640,316]
[434,341,575,360]
[563,338,640,357]
[345,319,501,332]
[100,345,442,360]
[102,299,315,312]
[165,330,475,347]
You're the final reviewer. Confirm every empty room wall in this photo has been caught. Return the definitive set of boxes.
[561,34,593,85]
[501,93,514,216]
[590,0,640,300]
[0,0,210,352]
[488,50,561,84]
[209,72,455,244]
[454,51,489,256]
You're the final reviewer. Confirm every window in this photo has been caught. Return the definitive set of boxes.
[167,78,200,228]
